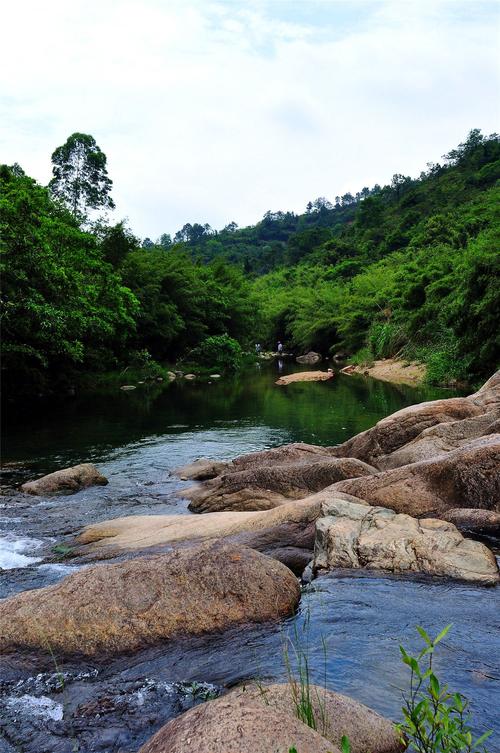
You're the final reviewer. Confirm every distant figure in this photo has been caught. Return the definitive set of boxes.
[255,343,261,354]
[277,341,283,354]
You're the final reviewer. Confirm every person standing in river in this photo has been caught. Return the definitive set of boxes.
[277,341,283,354]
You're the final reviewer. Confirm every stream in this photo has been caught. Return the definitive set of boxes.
[1,363,499,752]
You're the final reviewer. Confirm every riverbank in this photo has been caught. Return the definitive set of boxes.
[347,358,427,386]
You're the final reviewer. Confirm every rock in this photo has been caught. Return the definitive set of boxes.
[173,457,230,480]
[0,541,300,656]
[332,435,500,517]
[120,384,136,391]
[138,693,338,753]
[332,395,481,466]
[296,351,322,364]
[20,463,108,496]
[76,496,327,574]
[333,351,349,361]
[378,410,500,469]
[340,364,357,374]
[314,498,499,585]
[231,443,336,472]
[184,373,196,380]
[276,371,334,385]
[183,457,377,513]
[155,376,163,382]
[439,508,500,535]
[226,683,403,753]
[210,373,221,378]
[167,371,176,380]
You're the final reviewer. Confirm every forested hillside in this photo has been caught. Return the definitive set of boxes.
[1,129,499,396]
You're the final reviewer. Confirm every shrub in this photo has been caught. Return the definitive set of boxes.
[189,334,243,372]
[397,625,492,753]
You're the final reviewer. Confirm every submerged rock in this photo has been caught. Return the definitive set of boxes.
[314,498,499,585]
[296,351,322,364]
[183,457,377,513]
[20,463,108,496]
[0,542,300,657]
[138,693,339,753]
[332,435,500,517]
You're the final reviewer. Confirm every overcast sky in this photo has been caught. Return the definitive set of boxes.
[1,0,499,240]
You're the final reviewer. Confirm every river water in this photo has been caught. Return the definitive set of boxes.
[1,364,498,752]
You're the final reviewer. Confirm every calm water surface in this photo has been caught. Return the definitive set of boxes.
[1,364,498,752]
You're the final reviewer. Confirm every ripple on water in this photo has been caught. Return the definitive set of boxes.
[0,533,43,570]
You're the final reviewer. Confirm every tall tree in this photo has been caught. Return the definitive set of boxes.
[49,133,115,220]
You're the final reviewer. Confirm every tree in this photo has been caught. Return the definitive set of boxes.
[49,133,115,220]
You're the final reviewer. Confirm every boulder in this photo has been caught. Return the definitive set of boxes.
[331,371,500,468]
[332,435,500,517]
[226,683,403,753]
[183,457,377,513]
[378,410,500,469]
[120,384,136,391]
[314,498,499,585]
[20,463,108,496]
[276,371,334,385]
[184,373,196,380]
[138,693,339,753]
[296,351,322,364]
[0,542,300,657]
[172,444,335,481]
[440,508,500,535]
[173,457,230,481]
[167,371,176,380]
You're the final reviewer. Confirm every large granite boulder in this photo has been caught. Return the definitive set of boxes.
[296,351,322,364]
[0,542,300,656]
[20,463,108,495]
[440,508,500,535]
[138,693,338,753]
[332,435,500,517]
[183,457,377,513]
[314,498,499,585]
[173,442,334,481]
[226,683,403,753]
[77,497,323,573]
[331,371,500,468]
[378,410,500,470]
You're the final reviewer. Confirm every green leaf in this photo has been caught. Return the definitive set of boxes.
[434,623,452,645]
[341,735,351,753]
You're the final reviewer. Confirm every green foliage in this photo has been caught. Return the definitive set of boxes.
[0,165,138,394]
[49,132,114,220]
[397,626,492,753]
[188,335,243,372]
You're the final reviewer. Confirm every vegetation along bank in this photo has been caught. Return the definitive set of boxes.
[1,128,499,398]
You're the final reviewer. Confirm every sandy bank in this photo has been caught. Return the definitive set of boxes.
[349,358,426,386]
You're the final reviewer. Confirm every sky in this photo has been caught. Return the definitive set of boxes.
[1,0,499,240]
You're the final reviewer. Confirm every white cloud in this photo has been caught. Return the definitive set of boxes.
[1,0,499,238]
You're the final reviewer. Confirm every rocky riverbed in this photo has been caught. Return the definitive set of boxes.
[1,370,499,752]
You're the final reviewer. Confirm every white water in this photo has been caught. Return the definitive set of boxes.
[0,533,43,569]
